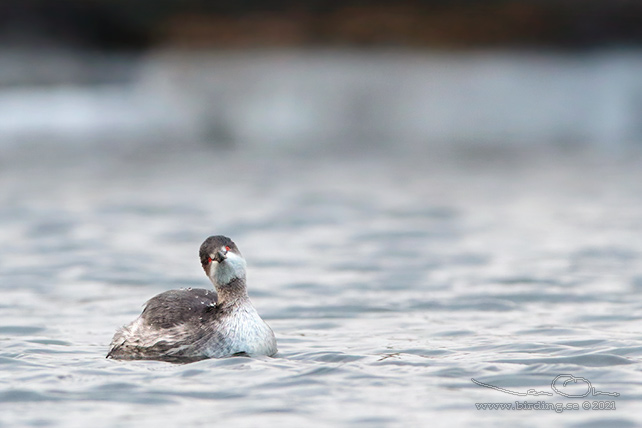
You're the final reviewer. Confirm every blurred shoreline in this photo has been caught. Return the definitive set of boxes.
[3,1,642,50]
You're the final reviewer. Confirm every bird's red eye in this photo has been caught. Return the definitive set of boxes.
[225,246,230,252]
[207,257,212,263]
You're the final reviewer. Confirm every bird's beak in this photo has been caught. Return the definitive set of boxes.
[213,249,227,263]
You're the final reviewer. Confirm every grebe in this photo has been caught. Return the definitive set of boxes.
[107,236,277,362]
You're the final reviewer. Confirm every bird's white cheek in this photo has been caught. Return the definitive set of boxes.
[212,253,246,285]
[207,262,218,283]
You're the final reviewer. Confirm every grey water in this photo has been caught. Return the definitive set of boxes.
[2,51,642,427]
[2,145,642,427]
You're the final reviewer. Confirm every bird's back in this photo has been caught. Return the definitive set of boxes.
[107,288,218,362]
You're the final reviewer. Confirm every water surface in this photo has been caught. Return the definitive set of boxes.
[1,146,642,427]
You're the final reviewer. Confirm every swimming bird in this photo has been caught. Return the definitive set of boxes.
[107,235,277,362]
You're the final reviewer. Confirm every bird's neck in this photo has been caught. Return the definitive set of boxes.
[215,277,249,305]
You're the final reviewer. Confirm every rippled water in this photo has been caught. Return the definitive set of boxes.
[2,145,642,427]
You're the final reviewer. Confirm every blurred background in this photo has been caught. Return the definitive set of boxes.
[2,0,642,154]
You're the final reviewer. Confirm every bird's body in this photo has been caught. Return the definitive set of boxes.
[107,236,277,362]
